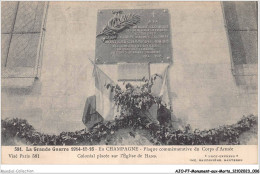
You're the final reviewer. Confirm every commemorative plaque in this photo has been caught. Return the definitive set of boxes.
[95,9,172,64]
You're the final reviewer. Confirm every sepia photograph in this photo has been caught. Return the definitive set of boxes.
[1,0,258,167]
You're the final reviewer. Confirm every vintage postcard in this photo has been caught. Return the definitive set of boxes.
[1,0,258,168]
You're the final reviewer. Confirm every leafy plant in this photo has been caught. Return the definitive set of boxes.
[106,74,163,118]
[1,114,257,145]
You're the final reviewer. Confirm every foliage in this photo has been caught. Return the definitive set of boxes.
[106,74,163,117]
[1,114,257,145]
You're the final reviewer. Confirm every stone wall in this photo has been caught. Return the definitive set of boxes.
[2,2,257,134]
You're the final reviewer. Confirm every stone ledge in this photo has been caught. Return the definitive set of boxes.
[2,67,35,78]
[2,77,35,88]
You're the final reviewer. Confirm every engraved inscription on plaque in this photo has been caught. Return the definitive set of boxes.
[95,9,172,64]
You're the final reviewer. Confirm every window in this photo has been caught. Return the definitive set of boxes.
[1,2,48,81]
[222,2,257,93]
